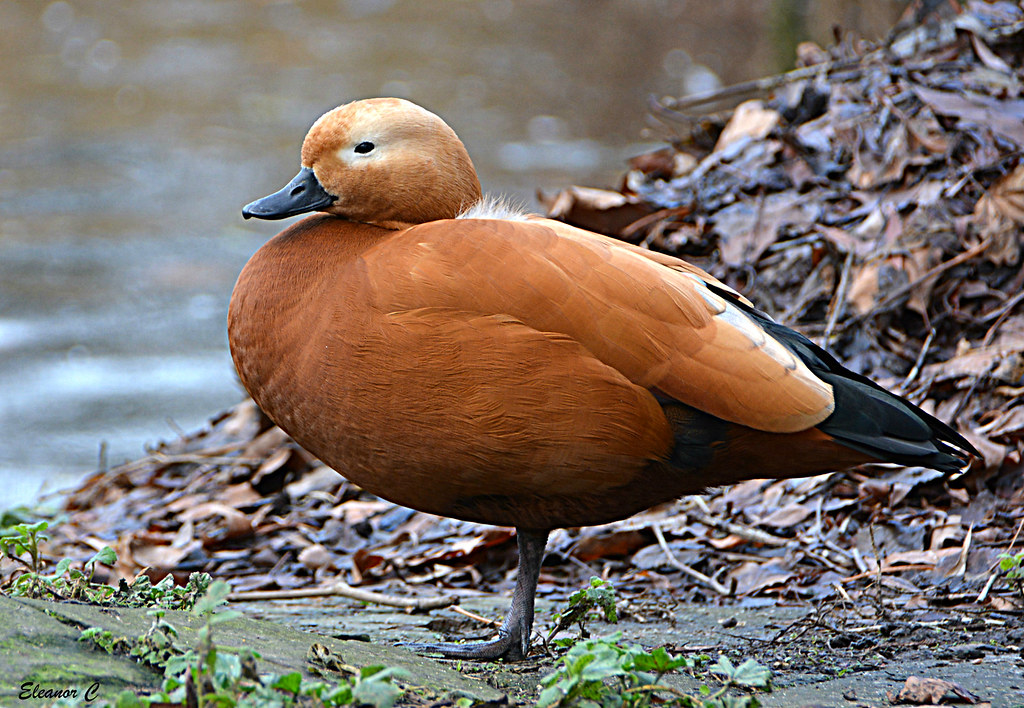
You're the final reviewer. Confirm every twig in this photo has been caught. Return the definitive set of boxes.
[652,524,732,596]
[151,453,264,467]
[228,581,458,610]
[839,238,991,332]
[650,59,863,115]
[899,328,935,393]
[691,512,790,548]
[981,288,1024,345]
[952,523,974,577]
[948,360,997,424]
[975,572,998,604]
[823,250,855,345]
[867,523,890,620]
[800,548,853,574]
[832,582,876,619]
[840,564,937,583]
[449,604,501,627]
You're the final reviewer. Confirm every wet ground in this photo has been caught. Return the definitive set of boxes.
[0,0,908,507]
[233,594,1024,706]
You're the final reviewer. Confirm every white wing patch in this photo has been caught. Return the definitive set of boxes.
[458,194,531,221]
[682,272,801,369]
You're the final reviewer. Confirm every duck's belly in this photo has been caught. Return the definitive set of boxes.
[230,303,678,529]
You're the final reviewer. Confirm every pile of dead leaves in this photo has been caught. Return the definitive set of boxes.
[5,0,1022,643]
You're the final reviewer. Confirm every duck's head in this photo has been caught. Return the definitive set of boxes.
[242,97,483,228]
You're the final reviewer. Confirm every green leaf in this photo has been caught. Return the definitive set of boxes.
[537,683,567,708]
[89,546,118,567]
[710,656,771,689]
[46,557,72,579]
[113,689,146,708]
[631,645,691,674]
[193,579,233,616]
[272,671,304,694]
[710,655,735,677]
[352,674,403,708]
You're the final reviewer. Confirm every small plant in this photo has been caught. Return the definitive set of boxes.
[998,550,1024,597]
[1,520,51,595]
[112,571,212,611]
[547,577,619,646]
[1,519,117,602]
[80,580,409,708]
[537,634,770,708]
[706,655,772,692]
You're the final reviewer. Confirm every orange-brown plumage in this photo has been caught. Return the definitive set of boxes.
[229,97,976,660]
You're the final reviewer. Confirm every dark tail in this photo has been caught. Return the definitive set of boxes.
[706,285,979,474]
[814,371,975,474]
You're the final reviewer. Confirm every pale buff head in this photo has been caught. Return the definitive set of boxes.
[244,98,482,228]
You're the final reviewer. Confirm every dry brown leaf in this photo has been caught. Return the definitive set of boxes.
[714,100,781,153]
[285,465,343,499]
[541,186,648,236]
[929,517,964,550]
[753,503,812,528]
[221,482,262,508]
[177,501,247,523]
[969,33,1013,74]
[921,344,1024,384]
[911,84,1024,148]
[706,534,747,551]
[977,405,1024,438]
[905,105,951,154]
[130,541,190,571]
[959,431,1009,471]
[726,559,793,595]
[848,122,910,189]
[298,544,337,571]
[972,163,1024,265]
[883,548,960,569]
[243,425,291,458]
[571,530,649,562]
[892,675,981,704]
[713,192,820,266]
[166,493,208,514]
[847,261,910,315]
[331,500,393,524]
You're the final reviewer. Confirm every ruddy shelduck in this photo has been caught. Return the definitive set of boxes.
[229,97,976,660]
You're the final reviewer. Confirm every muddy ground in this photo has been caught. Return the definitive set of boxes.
[234,592,1024,707]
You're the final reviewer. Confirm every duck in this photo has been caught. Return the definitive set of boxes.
[229,97,977,661]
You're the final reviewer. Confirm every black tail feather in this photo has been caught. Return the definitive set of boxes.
[704,284,979,473]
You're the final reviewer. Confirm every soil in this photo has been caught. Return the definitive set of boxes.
[234,594,1024,706]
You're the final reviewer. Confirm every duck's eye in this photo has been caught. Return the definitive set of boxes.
[354,141,375,154]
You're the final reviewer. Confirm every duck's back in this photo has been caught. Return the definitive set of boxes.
[228,215,689,528]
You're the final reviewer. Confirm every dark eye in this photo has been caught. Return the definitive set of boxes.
[354,141,375,154]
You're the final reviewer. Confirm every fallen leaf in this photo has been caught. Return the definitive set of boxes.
[911,84,1024,149]
[714,100,781,153]
[298,544,337,571]
[727,559,793,595]
[892,675,981,704]
[571,530,649,562]
[753,503,812,528]
[972,162,1024,265]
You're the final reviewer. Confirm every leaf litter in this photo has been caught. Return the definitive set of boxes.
[5,0,1024,702]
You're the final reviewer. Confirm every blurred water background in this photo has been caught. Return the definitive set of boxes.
[0,0,904,507]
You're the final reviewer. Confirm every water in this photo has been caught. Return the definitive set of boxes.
[0,0,903,507]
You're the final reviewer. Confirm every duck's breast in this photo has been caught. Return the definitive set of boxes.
[228,215,676,528]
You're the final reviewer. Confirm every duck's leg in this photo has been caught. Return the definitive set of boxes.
[405,528,549,661]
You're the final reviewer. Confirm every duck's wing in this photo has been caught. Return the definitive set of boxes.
[364,218,834,433]
[523,215,752,305]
